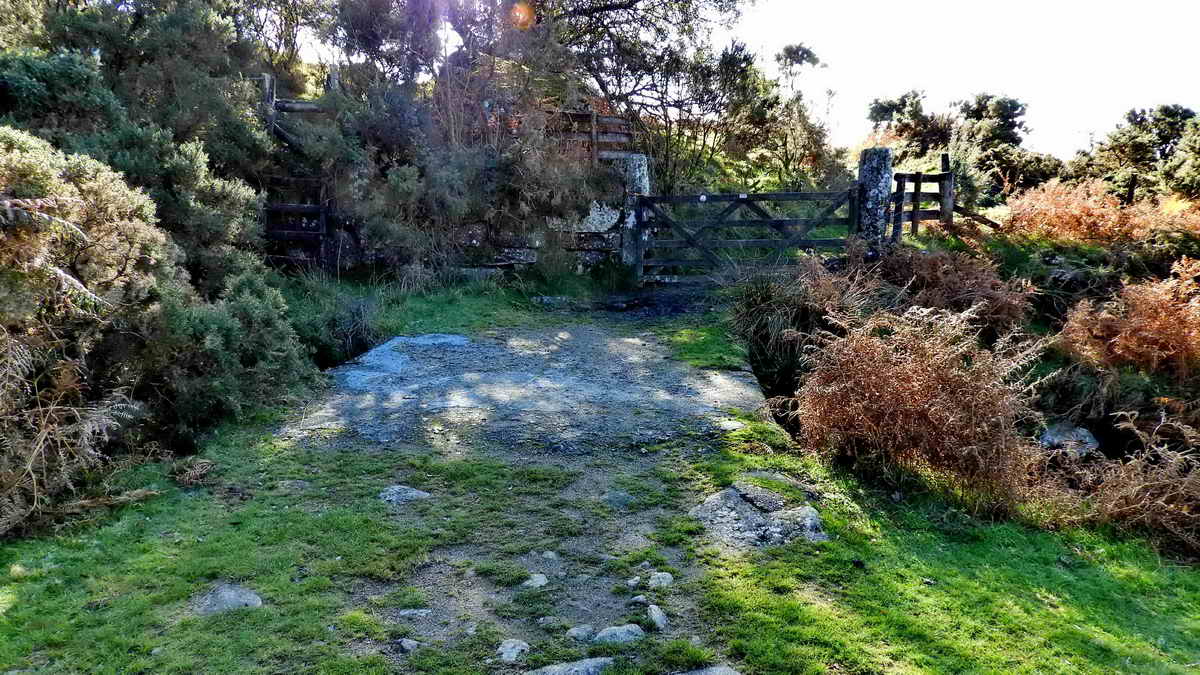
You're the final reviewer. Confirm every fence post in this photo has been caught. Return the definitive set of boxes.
[910,172,923,237]
[622,197,645,285]
[856,147,893,245]
[940,153,955,231]
[891,174,907,243]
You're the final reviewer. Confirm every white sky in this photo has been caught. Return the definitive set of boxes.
[718,0,1200,159]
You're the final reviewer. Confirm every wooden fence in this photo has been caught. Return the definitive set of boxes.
[889,154,955,242]
[628,189,857,283]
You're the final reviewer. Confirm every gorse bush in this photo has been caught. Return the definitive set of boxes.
[0,50,263,298]
[0,127,307,533]
[787,306,1049,512]
[1060,258,1200,380]
[0,127,166,532]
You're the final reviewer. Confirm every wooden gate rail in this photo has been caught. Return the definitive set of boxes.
[888,153,956,242]
[630,189,858,283]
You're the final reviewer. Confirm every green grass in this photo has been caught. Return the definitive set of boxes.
[473,560,531,587]
[4,302,1200,674]
[0,409,581,673]
[675,423,1200,674]
[653,311,746,370]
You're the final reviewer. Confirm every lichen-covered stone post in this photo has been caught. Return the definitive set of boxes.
[617,153,652,281]
[856,147,893,244]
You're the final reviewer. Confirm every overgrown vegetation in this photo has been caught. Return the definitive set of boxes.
[732,185,1200,555]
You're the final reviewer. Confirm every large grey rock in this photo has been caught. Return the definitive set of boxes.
[679,667,742,675]
[527,657,616,675]
[647,604,669,631]
[1039,423,1099,459]
[732,481,786,512]
[522,573,549,589]
[379,485,432,505]
[647,572,673,589]
[396,638,422,653]
[592,624,644,644]
[193,582,262,616]
[565,624,595,641]
[497,639,530,663]
[689,486,828,549]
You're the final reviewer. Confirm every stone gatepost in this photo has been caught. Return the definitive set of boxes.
[856,147,893,244]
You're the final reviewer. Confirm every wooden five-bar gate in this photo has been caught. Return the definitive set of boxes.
[628,152,971,284]
[629,189,859,284]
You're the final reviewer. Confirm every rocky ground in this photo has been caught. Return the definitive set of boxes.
[250,316,827,672]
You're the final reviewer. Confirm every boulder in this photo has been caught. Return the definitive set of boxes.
[689,486,828,549]
[647,572,674,589]
[565,624,595,641]
[396,638,422,653]
[731,481,786,512]
[527,657,616,675]
[497,639,530,663]
[1039,423,1099,459]
[679,667,743,675]
[647,604,669,631]
[192,582,262,616]
[379,485,432,505]
[592,624,645,644]
[522,573,549,589]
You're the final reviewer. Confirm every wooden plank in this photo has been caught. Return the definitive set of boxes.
[891,174,907,242]
[953,204,1003,230]
[548,110,630,127]
[589,110,598,167]
[896,192,945,204]
[646,202,723,268]
[670,217,851,230]
[778,190,851,250]
[848,182,860,233]
[648,238,846,250]
[645,249,847,268]
[641,191,851,205]
[633,199,646,285]
[265,230,324,241]
[941,170,955,231]
[688,218,851,240]
[911,172,923,236]
[557,131,635,144]
[275,99,325,113]
[265,203,325,214]
[897,209,943,223]
[893,172,950,182]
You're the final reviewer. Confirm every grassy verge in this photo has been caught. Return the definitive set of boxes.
[668,412,1200,674]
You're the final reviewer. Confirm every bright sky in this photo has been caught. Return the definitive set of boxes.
[719,0,1200,159]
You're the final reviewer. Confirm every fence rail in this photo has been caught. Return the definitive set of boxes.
[627,189,858,283]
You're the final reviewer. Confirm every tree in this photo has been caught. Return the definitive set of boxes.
[868,90,954,163]
[631,41,781,193]
[1161,119,1200,201]
[1068,105,1196,202]
[867,90,1061,205]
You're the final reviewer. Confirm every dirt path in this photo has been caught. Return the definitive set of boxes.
[280,315,763,671]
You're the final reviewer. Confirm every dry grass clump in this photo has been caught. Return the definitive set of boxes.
[730,258,893,398]
[879,248,1034,332]
[1037,414,1200,554]
[1060,258,1200,380]
[1008,179,1200,244]
[786,306,1049,512]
